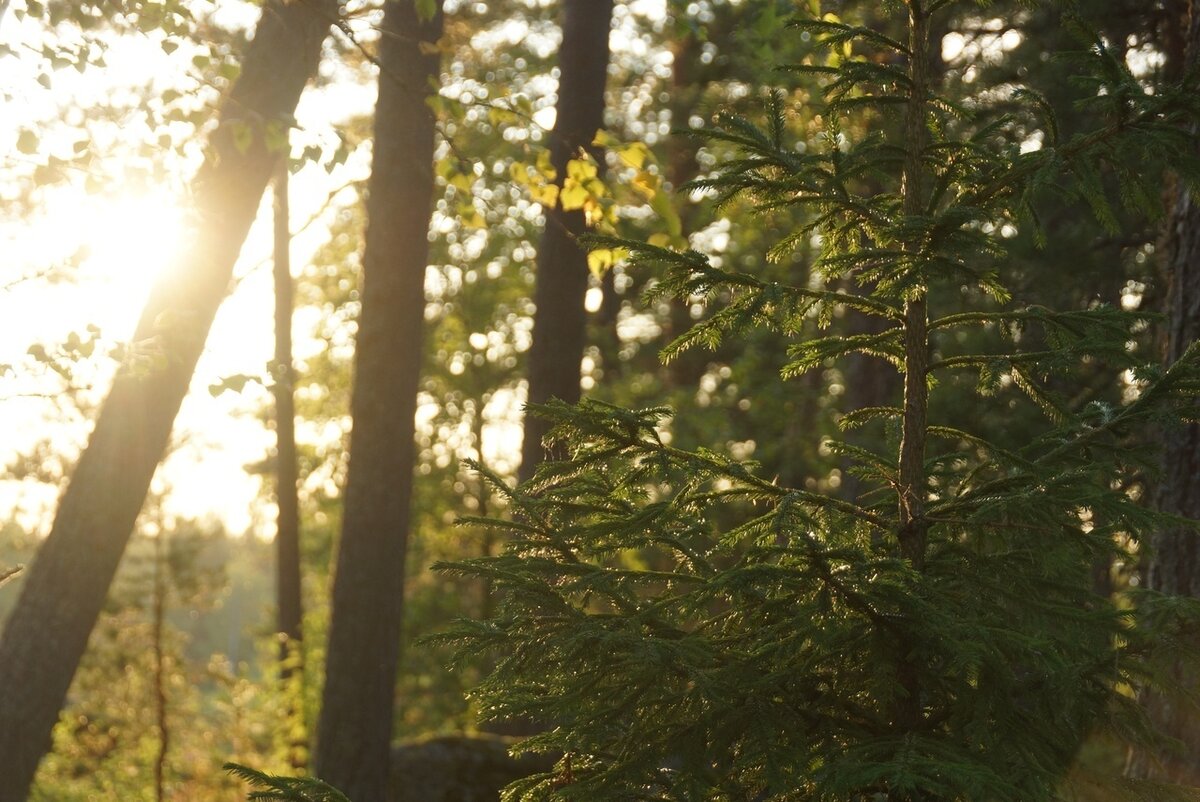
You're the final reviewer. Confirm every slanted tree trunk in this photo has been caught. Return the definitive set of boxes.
[518,0,614,483]
[1134,0,1200,784]
[272,159,306,769]
[0,3,333,798]
[313,3,443,800]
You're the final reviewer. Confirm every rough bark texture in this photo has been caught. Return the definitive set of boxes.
[0,4,333,798]
[1137,0,1200,783]
[390,735,556,802]
[313,3,443,800]
[518,0,614,483]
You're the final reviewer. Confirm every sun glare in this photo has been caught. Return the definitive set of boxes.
[72,190,186,335]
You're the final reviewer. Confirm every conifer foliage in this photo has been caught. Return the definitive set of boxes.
[436,2,1200,800]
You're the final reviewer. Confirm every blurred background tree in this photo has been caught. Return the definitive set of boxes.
[0,0,1196,799]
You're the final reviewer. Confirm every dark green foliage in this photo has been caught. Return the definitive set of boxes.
[225,763,351,802]
[434,2,1200,801]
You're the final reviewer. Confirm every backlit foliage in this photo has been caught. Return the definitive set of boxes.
[436,2,1200,800]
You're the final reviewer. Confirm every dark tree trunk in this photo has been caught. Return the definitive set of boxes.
[313,3,443,800]
[1135,0,1200,783]
[272,160,306,768]
[274,160,303,661]
[518,0,614,483]
[0,3,333,798]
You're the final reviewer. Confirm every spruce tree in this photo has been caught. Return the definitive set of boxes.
[437,2,1200,800]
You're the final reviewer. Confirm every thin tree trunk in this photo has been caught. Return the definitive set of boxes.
[1132,0,1200,783]
[518,0,614,483]
[152,524,169,802]
[273,158,306,769]
[897,1,932,575]
[662,27,711,395]
[0,3,334,797]
[894,0,932,753]
[843,10,944,511]
[313,3,443,800]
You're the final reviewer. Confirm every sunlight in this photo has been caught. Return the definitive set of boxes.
[71,190,186,336]
[2,188,188,351]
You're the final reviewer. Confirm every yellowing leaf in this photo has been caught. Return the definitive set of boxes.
[566,158,598,183]
[592,129,619,148]
[587,248,614,277]
[560,179,589,211]
[616,143,650,170]
[586,247,627,278]
[536,149,556,182]
[528,183,559,207]
[631,170,660,201]
[489,106,517,126]
[584,198,606,226]
[459,203,485,228]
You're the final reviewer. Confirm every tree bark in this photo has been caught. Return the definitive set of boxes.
[0,3,333,798]
[273,158,306,769]
[1135,0,1200,783]
[518,0,614,483]
[313,3,443,800]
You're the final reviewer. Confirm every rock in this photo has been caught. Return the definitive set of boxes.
[390,734,556,802]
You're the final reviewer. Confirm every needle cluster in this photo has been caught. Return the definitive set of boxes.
[436,3,1200,800]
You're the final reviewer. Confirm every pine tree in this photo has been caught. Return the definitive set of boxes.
[1130,0,1200,784]
[436,2,1200,800]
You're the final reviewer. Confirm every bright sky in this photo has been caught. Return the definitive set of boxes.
[0,0,376,536]
[0,0,676,538]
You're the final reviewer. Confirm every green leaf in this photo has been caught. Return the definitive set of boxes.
[415,0,437,21]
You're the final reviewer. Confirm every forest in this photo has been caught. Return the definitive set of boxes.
[1,0,1199,800]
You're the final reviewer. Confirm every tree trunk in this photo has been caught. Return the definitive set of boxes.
[518,0,614,483]
[313,3,443,800]
[661,26,711,396]
[893,0,932,751]
[0,3,333,798]
[1135,0,1200,783]
[273,159,306,769]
